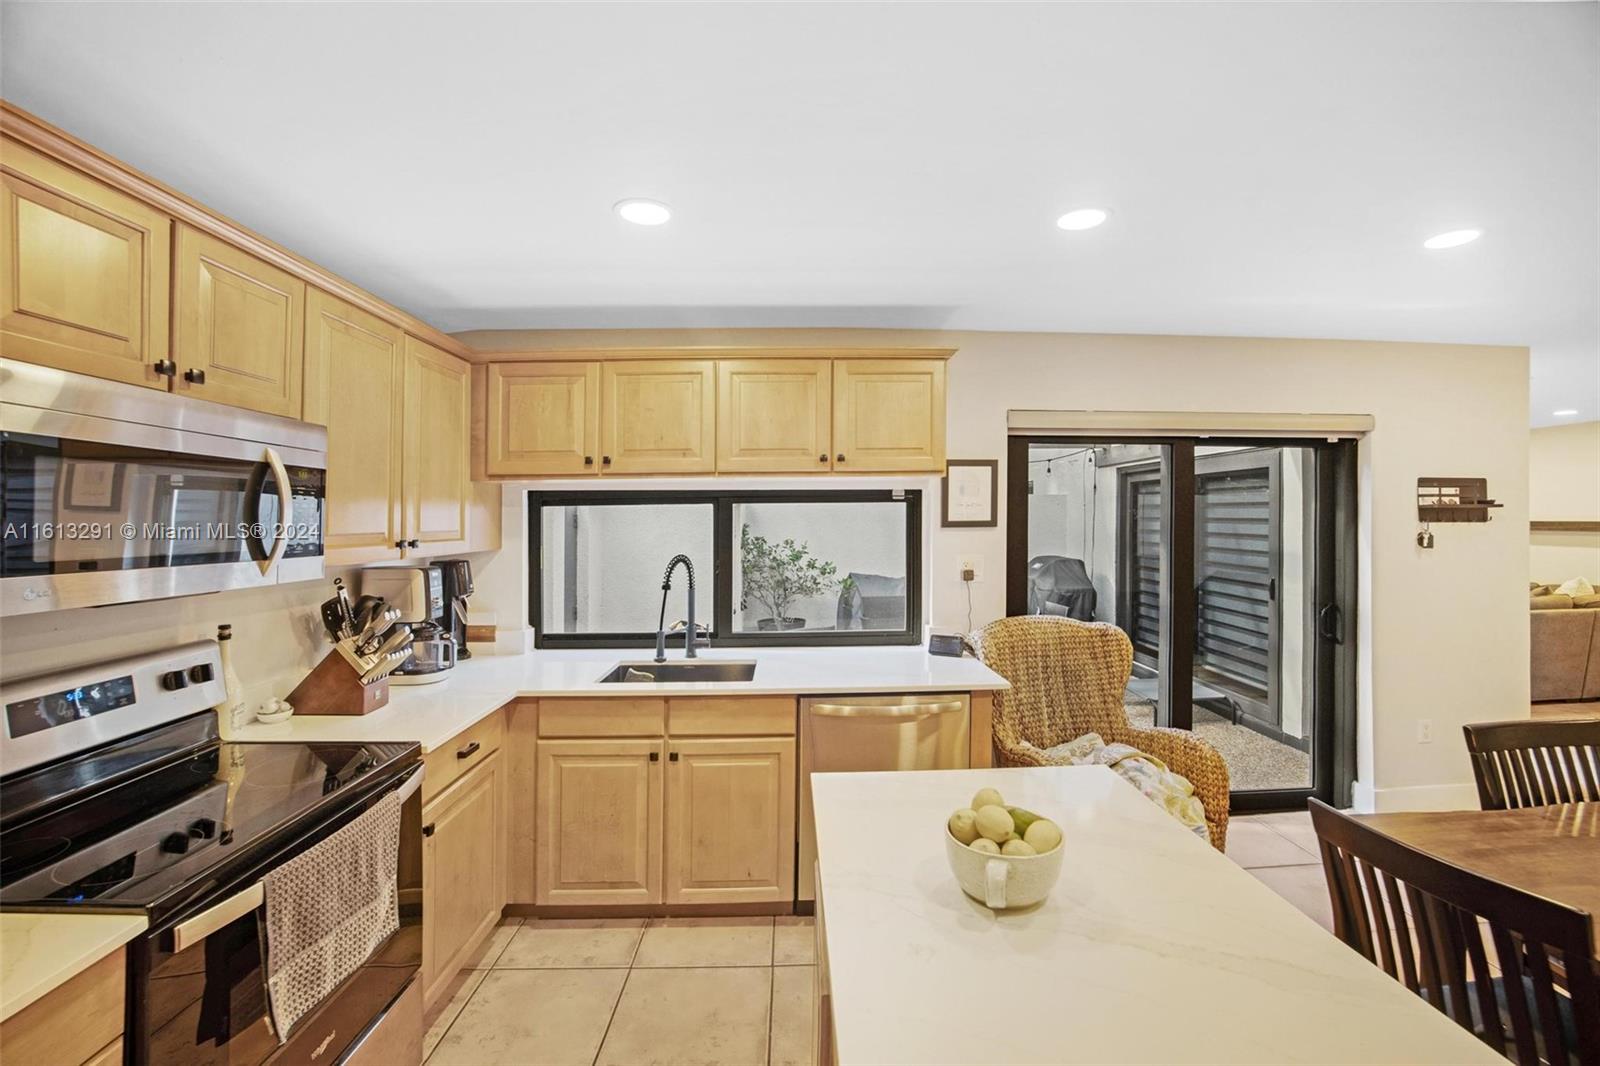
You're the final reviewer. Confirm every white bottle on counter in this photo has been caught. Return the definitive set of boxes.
[212,624,249,738]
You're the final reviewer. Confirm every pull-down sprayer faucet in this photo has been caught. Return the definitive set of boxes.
[654,554,705,663]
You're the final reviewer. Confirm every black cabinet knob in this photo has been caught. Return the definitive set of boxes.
[668,751,680,762]
[836,454,845,463]
[161,831,191,855]
[602,456,613,466]
[153,359,177,378]
[184,368,207,385]
[648,751,659,762]
[160,670,188,691]
[188,663,214,684]
[394,540,405,549]
[422,823,436,838]
[818,454,828,463]
[407,539,420,548]
[584,456,594,466]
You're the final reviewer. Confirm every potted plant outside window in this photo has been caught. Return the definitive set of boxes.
[739,524,841,631]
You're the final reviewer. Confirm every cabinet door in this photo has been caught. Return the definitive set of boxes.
[831,358,947,472]
[716,359,832,474]
[0,139,171,389]
[600,360,715,475]
[484,362,600,476]
[174,224,306,417]
[303,289,404,563]
[403,336,470,555]
[664,737,796,905]
[422,752,504,1007]
[536,738,662,906]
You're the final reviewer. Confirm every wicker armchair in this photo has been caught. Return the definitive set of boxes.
[970,615,1230,850]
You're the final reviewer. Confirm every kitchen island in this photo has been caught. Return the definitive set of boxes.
[811,765,1499,1066]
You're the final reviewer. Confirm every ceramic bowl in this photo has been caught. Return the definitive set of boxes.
[945,825,1064,910]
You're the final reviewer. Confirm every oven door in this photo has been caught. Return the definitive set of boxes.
[0,410,324,615]
[131,768,422,1066]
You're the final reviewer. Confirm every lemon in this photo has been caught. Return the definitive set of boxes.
[971,787,1005,811]
[969,838,1001,854]
[1024,818,1063,854]
[975,804,1014,843]
[1001,839,1037,857]
[1008,805,1041,838]
[948,808,980,845]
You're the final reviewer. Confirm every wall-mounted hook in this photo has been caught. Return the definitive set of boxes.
[1416,523,1435,549]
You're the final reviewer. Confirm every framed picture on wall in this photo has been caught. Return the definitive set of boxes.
[942,459,998,527]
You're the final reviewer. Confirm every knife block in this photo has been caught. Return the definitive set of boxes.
[286,649,391,716]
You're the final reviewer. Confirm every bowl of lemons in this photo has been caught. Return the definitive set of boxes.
[945,787,1064,910]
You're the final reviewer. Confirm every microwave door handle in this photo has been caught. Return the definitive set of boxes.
[170,881,264,953]
[255,447,292,577]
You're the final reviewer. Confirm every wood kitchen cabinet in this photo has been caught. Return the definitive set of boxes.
[0,139,171,389]
[831,358,947,472]
[0,945,125,1066]
[536,738,663,906]
[483,361,600,477]
[601,360,716,474]
[174,224,306,418]
[664,736,796,905]
[403,335,470,554]
[716,359,833,473]
[421,749,505,1008]
[303,289,405,562]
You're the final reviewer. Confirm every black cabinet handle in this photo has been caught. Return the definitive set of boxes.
[668,751,679,762]
[456,741,481,760]
[184,368,207,385]
[602,455,613,466]
[394,540,405,548]
[584,455,594,466]
[836,453,845,463]
[818,454,828,463]
[153,359,176,378]
[407,539,420,548]
[648,751,659,762]
[422,823,435,837]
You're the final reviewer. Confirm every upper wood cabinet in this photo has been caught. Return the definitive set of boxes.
[0,139,171,389]
[664,736,796,905]
[304,289,405,563]
[422,751,504,1008]
[832,358,947,472]
[536,738,663,906]
[404,336,470,553]
[484,362,600,477]
[174,224,305,417]
[717,359,833,474]
[601,360,716,475]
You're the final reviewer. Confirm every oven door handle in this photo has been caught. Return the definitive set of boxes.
[171,881,264,953]
[255,447,292,577]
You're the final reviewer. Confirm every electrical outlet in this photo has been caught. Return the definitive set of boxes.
[958,556,983,582]
[1416,719,1433,744]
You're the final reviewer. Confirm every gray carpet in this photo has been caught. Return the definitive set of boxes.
[1124,699,1310,792]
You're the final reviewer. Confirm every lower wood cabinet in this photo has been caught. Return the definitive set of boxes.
[665,737,796,905]
[535,738,663,907]
[0,945,125,1066]
[422,749,504,1007]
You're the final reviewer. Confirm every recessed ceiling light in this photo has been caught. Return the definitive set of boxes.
[1056,208,1110,231]
[1423,228,1481,250]
[614,199,671,226]
[1552,409,1580,418]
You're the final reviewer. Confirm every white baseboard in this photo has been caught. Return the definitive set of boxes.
[1349,779,1480,814]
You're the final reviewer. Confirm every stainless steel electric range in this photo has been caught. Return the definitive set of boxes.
[0,642,424,1066]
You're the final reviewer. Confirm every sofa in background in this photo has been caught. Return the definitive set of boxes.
[1530,582,1600,702]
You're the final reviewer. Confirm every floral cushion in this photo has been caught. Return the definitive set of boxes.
[1043,732,1210,840]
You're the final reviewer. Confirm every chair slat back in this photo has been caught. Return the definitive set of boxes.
[1464,719,1600,811]
[1309,799,1600,1066]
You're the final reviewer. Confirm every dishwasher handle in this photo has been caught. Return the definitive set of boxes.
[808,700,967,719]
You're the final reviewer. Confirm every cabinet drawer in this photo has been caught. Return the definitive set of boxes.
[423,708,505,803]
[539,698,665,738]
[0,946,124,1066]
[668,697,796,737]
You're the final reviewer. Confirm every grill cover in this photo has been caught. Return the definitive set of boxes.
[1027,555,1097,621]
[836,572,907,631]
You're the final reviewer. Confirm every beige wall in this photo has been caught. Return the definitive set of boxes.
[1529,421,1600,582]
[462,327,1531,812]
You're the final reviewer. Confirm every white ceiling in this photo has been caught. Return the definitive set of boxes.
[3,2,1596,425]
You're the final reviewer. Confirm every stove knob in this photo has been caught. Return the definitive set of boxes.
[160,670,188,691]
[160,831,191,855]
[189,818,218,840]
[188,663,215,684]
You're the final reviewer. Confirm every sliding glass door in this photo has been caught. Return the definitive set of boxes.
[1007,436,1356,810]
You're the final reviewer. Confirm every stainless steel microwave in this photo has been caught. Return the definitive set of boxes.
[0,359,326,615]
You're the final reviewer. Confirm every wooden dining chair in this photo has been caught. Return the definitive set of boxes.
[1309,799,1599,1066]
[1463,719,1600,811]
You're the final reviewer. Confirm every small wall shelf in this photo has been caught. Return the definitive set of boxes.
[1417,477,1502,523]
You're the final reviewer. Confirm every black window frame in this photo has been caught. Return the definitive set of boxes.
[528,488,923,649]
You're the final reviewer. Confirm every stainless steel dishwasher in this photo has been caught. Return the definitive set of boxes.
[798,693,970,900]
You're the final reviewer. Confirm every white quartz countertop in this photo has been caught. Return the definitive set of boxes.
[239,646,1007,753]
[0,912,146,1022]
[811,766,1499,1066]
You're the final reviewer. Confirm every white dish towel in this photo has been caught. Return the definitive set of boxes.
[263,789,401,1040]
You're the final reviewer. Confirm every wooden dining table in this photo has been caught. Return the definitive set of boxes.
[1355,801,1600,957]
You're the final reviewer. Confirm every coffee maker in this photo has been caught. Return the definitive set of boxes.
[436,559,475,660]
[361,565,455,684]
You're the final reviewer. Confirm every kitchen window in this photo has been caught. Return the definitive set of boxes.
[530,489,921,647]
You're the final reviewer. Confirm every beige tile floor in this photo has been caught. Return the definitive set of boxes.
[422,812,1331,1066]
